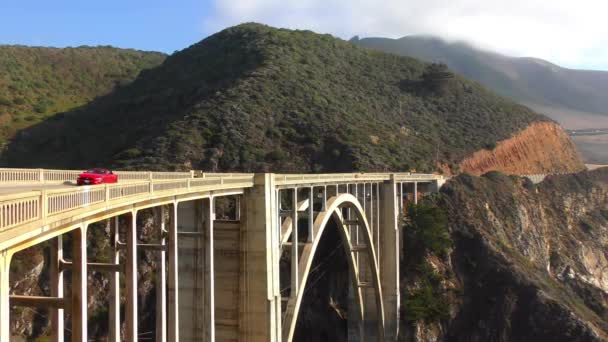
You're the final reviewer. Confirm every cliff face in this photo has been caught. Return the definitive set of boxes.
[402,169,608,341]
[458,121,585,175]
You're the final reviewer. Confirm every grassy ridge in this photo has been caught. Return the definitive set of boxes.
[2,24,547,172]
[0,45,166,144]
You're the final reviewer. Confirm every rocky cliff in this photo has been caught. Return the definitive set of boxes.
[458,121,585,175]
[401,168,608,341]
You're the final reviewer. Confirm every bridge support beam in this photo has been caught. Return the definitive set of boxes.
[380,176,399,341]
[240,173,281,342]
[71,225,88,342]
[50,236,64,342]
[126,211,138,342]
[110,217,120,342]
[0,250,10,342]
[156,207,167,342]
[204,198,215,342]
[168,203,180,342]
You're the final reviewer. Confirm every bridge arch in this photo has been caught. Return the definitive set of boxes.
[282,193,385,341]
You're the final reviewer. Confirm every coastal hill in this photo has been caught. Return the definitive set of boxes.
[1,24,583,175]
[0,45,166,144]
[352,35,608,129]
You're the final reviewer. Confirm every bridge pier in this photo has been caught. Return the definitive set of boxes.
[240,174,281,342]
[380,177,400,341]
[50,236,64,342]
[0,250,10,342]
[110,217,121,342]
[156,207,168,342]
[126,212,138,342]
[204,198,216,342]
[168,202,180,342]
[71,225,88,342]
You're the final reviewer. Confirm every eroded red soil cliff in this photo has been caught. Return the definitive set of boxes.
[459,121,585,175]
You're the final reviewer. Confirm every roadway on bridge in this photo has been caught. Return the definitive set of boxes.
[0,182,77,195]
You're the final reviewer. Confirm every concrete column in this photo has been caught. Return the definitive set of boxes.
[71,226,87,342]
[414,182,418,205]
[50,236,64,342]
[379,176,399,341]
[110,217,120,342]
[156,207,167,342]
[168,203,180,342]
[307,187,314,243]
[126,211,138,341]
[399,182,404,213]
[277,189,282,243]
[375,183,380,268]
[204,198,215,342]
[291,188,299,298]
[240,173,281,341]
[322,185,327,211]
[0,250,10,342]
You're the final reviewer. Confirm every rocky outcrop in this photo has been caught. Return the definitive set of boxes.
[459,121,585,175]
[402,168,608,341]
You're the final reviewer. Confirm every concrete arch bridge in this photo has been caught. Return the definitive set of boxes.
[0,169,445,341]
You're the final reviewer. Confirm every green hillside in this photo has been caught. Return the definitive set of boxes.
[2,24,547,173]
[0,45,166,144]
[352,36,608,126]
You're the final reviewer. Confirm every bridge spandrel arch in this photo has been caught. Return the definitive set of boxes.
[282,193,385,342]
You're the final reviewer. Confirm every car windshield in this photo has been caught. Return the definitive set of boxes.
[85,168,106,174]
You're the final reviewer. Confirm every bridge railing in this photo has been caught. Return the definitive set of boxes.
[274,172,443,186]
[0,168,257,184]
[0,191,40,232]
[0,168,198,184]
[0,174,255,233]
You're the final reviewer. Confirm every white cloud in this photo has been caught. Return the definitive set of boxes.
[202,0,608,70]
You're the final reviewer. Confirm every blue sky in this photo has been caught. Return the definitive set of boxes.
[0,0,216,53]
[1,0,607,70]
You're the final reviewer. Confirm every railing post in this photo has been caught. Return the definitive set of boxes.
[71,225,88,342]
[414,181,418,205]
[41,189,48,220]
[168,202,180,342]
[156,207,167,342]
[109,216,121,342]
[0,250,11,342]
[51,236,64,342]
[126,211,138,342]
[39,168,44,183]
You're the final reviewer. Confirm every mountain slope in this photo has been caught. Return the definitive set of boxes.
[413,169,608,341]
[352,36,608,129]
[0,45,166,144]
[1,24,582,174]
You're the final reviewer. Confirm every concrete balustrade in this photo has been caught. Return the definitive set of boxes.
[0,192,40,231]
[0,168,203,184]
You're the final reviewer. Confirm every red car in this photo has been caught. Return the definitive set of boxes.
[77,168,118,185]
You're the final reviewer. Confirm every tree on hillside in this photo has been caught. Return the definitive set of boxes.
[421,63,454,93]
